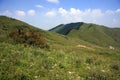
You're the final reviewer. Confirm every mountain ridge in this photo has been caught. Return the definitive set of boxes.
[50,22,120,47]
[49,22,84,35]
[0,16,94,48]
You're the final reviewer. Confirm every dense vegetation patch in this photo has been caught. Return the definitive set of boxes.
[9,28,48,48]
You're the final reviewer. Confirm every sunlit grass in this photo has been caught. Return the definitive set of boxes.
[0,42,120,80]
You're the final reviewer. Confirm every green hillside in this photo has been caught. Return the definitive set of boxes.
[50,22,120,47]
[0,16,88,48]
[0,16,120,80]
[0,16,41,40]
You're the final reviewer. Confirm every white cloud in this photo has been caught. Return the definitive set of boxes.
[46,0,59,3]
[113,19,117,23]
[28,10,35,16]
[57,8,103,22]
[15,10,26,17]
[46,11,56,17]
[91,9,103,17]
[68,8,83,21]
[106,10,114,14]
[84,9,103,17]
[116,8,120,13]
[1,8,120,29]
[0,10,12,16]
[35,4,43,8]
[70,8,82,15]
[58,8,67,16]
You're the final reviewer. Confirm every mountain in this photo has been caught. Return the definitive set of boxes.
[49,22,84,35]
[0,16,98,49]
[0,16,120,80]
[50,22,120,47]
[0,16,49,48]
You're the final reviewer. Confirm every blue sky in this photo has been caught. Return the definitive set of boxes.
[0,0,120,30]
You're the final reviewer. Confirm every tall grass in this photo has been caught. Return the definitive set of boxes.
[0,42,120,80]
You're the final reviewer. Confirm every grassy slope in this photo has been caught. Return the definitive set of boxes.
[0,16,45,44]
[50,22,120,47]
[0,16,120,80]
[68,24,116,47]
[1,42,120,80]
[0,16,92,48]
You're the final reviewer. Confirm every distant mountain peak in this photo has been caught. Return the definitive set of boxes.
[50,22,84,35]
[50,22,120,47]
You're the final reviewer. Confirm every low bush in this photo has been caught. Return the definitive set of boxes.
[9,28,49,48]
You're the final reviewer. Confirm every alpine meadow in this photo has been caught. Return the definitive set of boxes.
[0,16,120,80]
[0,0,120,80]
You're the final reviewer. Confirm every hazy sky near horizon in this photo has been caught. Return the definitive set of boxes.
[0,0,120,30]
